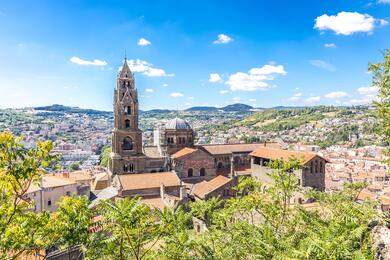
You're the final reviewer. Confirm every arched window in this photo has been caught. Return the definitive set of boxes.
[122,137,133,150]
[126,106,131,115]
[189,137,192,143]
[188,168,193,177]
[315,160,319,173]
[200,168,206,177]
[182,137,186,144]
[217,162,223,169]
[125,119,130,128]
[178,137,182,144]
[320,161,324,173]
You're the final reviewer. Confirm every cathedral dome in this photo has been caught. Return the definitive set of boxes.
[165,117,192,130]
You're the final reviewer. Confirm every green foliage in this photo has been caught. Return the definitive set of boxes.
[99,146,111,167]
[0,132,383,259]
[371,49,390,167]
[0,131,56,259]
[70,161,81,171]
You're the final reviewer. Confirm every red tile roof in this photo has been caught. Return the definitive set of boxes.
[250,147,326,164]
[171,147,196,159]
[117,171,181,191]
[192,175,232,199]
[199,143,281,155]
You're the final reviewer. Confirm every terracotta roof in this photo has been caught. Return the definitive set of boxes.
[142,195,166,210]
[250,147,324,164]
[171,147,196,159]
[357,189,377,201]
[199,143,281,155]
[192,175,232,199]
[144,146,163,158]
[379,195,390,205]
[27,175,77,193]
[117,171,181,191]
[94,171,109,181]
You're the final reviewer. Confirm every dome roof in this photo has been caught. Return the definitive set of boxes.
[165,117,192,130]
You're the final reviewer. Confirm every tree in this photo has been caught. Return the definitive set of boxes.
[370,49,390,167]
[92,197,162,260]
[99,146,111,167]
[0,131,56,259]
[70,161,81,171]
[47,196,93,250]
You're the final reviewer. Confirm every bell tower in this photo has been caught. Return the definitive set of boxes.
[109,58,146,175]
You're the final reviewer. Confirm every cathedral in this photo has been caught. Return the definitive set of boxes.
[108,58,194,176]
[108,58,327,205]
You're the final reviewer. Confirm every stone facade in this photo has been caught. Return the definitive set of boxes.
[250,155,327,192]
[172,149,216,180]
[108,59,166,175]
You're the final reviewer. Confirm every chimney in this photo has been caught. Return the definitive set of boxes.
[160,183,165,199]
[179,181,187,200]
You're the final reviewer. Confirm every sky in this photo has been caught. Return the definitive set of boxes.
[0,0,389,111]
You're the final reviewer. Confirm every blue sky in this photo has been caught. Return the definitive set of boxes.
[0,0,389,111]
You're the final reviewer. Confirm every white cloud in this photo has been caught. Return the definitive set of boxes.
[308,60,336,71]
[249,98,256,102]
[145,88,154,93]
[324,91,348,98]
[126,59,174,77]
[70,56,107,66]
[188,97,195,100]
[314,11,387,35]
[170,92,184,98]
[232,97,241,102]
[220,90,229,94]
[343,97,374,105]
[138,38,151,46]
[225,64,286,91]
[162,83,168,87]
[249,65,287,75]
[357,86,378,95]
[213,34,232,44]
[305,96,321,103]
[324,43,336,48]
[209,73,222,83]
[288,92,302,101]
[378,0,390,4]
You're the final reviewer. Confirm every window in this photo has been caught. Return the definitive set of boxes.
[123,163,134,173]
[178,137,182,144]
[48,199,52,206]
[66,191,71,196]
[126,106,131,115]
[188,168,193,177]
[182,137,186,144]
[122,137,133,150]
[189,137,192,143]
[254,157,261,165]
[217,162,223,169]
[320,161,324,173]
[125,119,130,128]
[200,168,206,177]
[315,160,319,173]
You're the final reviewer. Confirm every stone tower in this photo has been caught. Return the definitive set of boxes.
[109,58,146,175]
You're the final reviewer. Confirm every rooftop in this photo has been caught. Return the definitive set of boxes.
[171,147,196,159]
[250,147,325,164]
[192,175,233,199]
[199,142,281,155]
[165,117,192,130]
[117,171,181,191]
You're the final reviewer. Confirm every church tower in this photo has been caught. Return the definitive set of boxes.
[109,58,146,175]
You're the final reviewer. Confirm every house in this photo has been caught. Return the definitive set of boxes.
[250,147,329,192]
[190,175,236,200]
[25,175,79,213]
[112,171,186,209]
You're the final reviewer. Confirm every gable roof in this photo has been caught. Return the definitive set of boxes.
[192,175,233,199]
[117,171,181,191]
[199,143,281,156]
[171,147,196,159]
[250,147,327,164]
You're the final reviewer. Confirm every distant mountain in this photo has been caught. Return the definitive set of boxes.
[185,106,219,112]
[34,104,111,116]
[222,103,253,112]
[185,103,254,112]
